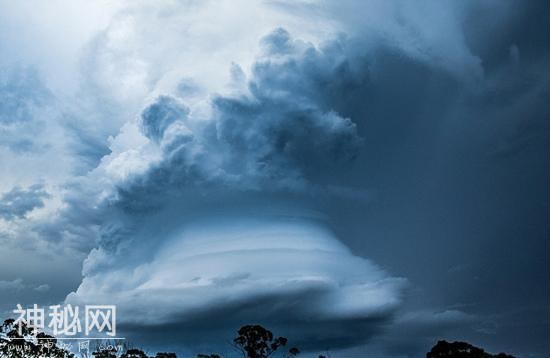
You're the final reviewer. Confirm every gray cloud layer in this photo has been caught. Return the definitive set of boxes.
[0,184,49,220]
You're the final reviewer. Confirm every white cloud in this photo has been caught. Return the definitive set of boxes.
[68,211,405,345]
[0,278,51,293]
[34,284,50,292]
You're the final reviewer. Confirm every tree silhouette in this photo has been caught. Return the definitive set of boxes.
[121,348,149,358]
[92,349,117,358]
[427,340,515,358]
[287,347,300,357]
[233,325,290,358]
[0,315,181,358]
[1,319,15,332]
[0,319,73,358]
[0,315,516,358]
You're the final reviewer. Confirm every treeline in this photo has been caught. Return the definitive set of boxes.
[1,318,516,357]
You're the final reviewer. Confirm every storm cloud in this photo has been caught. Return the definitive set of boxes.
[1,1,549,357]
[0,184,49,220]
[66,27,405,350]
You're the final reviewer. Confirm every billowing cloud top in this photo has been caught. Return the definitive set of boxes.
[65,26,403,350]
[123,28,362,199]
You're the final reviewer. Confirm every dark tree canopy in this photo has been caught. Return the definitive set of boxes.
[427,340,515,358]
[121,348,149,358]
[288,347,300,356]
[92,351,117,358]
[2,316,514,358]
[233,325,293,358]
[1,316,181,358]
[0,319,74,358]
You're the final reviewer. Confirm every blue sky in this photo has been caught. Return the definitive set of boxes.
[1,1,549,357]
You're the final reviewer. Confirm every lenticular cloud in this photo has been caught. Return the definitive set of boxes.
[68,209,404,347]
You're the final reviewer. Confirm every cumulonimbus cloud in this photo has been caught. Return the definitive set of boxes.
[65,28,406,349]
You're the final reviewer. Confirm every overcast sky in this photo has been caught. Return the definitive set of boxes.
[0,1,549,357]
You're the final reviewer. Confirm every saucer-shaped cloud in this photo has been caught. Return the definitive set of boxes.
[68,213,405,348]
